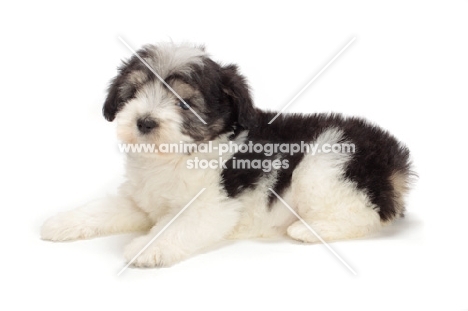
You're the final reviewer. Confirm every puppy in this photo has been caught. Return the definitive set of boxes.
[41,43,413,267]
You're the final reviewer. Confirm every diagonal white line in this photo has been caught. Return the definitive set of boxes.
[268,37,356,124]
[118,36,207,125]
[268,188,357,275]
[117,188,206,276]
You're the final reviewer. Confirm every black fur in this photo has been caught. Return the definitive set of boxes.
[222,112,412,221]
[168,59,243,141]
[220,64,258,130]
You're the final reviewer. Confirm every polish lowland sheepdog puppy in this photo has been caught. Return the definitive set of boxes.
[41,43,413,267]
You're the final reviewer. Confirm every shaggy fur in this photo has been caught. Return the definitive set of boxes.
[41,42,413,267]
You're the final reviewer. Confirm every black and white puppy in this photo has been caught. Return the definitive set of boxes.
[41,43,413,267]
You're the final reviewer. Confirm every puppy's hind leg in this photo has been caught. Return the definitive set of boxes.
[286,190,381,244]
[41,196,152,241]
[286,165,381,243]
[286,128,381,243]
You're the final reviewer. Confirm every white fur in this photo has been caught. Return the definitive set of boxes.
[41,197,152,241]
[143,42,206,78]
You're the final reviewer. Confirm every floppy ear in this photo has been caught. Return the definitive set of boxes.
[103,48,153,122]
[221,65,257,129]
[102,59,144,122]
[102,75,122,122]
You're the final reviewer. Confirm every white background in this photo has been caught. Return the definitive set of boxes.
[1,1,467,310]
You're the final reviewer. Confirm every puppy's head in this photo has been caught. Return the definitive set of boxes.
[103,43,256,145]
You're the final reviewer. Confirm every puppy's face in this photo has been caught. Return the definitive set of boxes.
[102,43,256,146]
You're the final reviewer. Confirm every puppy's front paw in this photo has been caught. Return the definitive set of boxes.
[124,236,186,268]
[41,212,96,241]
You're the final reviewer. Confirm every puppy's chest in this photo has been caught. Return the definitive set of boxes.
[125,156,223,214]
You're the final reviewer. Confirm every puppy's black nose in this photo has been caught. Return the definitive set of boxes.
[137,117,157,134]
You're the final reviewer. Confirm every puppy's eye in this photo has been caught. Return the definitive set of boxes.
[177,100,190,110]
